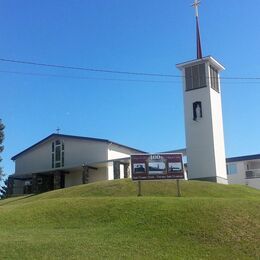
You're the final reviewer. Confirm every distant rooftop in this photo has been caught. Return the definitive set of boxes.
[226,154,260,163]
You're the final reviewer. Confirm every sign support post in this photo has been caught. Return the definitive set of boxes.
[137,180,142,196]
[176,179,181,197]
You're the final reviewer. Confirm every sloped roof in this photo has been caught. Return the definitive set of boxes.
[11,133,146,160]
[161,148,187,156]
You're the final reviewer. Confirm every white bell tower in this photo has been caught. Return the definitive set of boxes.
[176,1,228,184]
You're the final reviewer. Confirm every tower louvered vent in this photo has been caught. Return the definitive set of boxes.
[185,63,206,91]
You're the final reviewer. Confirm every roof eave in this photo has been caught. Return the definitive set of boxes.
[176,56,225,72]
[11,133,146,160]
[109,141,146,154]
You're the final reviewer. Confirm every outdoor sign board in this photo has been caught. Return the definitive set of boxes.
[131,153,184,181]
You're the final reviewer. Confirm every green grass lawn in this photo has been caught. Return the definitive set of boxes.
[0,179,259,259]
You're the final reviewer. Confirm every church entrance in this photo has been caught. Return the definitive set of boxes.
[32,171,68,194]
[35,174,54,193]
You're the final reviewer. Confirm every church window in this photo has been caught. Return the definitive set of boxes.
[56,162,61,168]
[210,65,219,92]
[52,140,64,168]
[55,146,61,161]
[52,154,54,168]
[185,63,206,91]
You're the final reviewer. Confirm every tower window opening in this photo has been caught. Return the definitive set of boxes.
[185,63,206,91]
[210,65,219,92]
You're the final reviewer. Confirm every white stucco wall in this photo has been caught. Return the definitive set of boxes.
[64,138,108,166]
[65,171,82,188]
[108,165,114,180]
[209,72,228,182]
[65,167,108,188]
[14,137,109,175]
[107,144,134,180]
[12,135,143,193]
[15,141,53,175]
[107,164,127,180]
[184,85,216,180]
[182,60,227,183]
[227,161,246,185]
[120,164,124,179]
[246,179,260,189]
[107,144,133,160]
[89,167,108,183]
[227,160,260,189]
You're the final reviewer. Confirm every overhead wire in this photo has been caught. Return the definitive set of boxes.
[0,58,260,83]
[0,58,181,78]
[0,70,180,84]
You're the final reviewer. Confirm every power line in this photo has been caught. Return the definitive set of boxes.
[0,57,260,81]
[0,58,181,78]
[0,69,260,86]
[0,70,180,84]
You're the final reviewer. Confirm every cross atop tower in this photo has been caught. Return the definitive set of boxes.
[192,0,200,17]
[191,0,203,59]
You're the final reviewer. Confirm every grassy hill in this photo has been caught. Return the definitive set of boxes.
[0,179,259,259]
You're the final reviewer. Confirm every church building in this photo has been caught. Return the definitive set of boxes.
[8,133,145,195]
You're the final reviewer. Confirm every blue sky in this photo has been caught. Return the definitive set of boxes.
[1,0,260,176]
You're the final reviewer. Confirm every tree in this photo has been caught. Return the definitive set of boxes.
[0,179,8,199]
[0,119,5,181]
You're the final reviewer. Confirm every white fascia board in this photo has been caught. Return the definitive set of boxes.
[176,56,225,71]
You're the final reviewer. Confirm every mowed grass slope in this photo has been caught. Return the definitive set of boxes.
[0,179,259,259]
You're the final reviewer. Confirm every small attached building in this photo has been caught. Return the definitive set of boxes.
[226,154,260,190]
[9,133,145,195]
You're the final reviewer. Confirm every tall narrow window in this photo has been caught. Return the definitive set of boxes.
[51,140,64,168]
[52,153,54,168]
